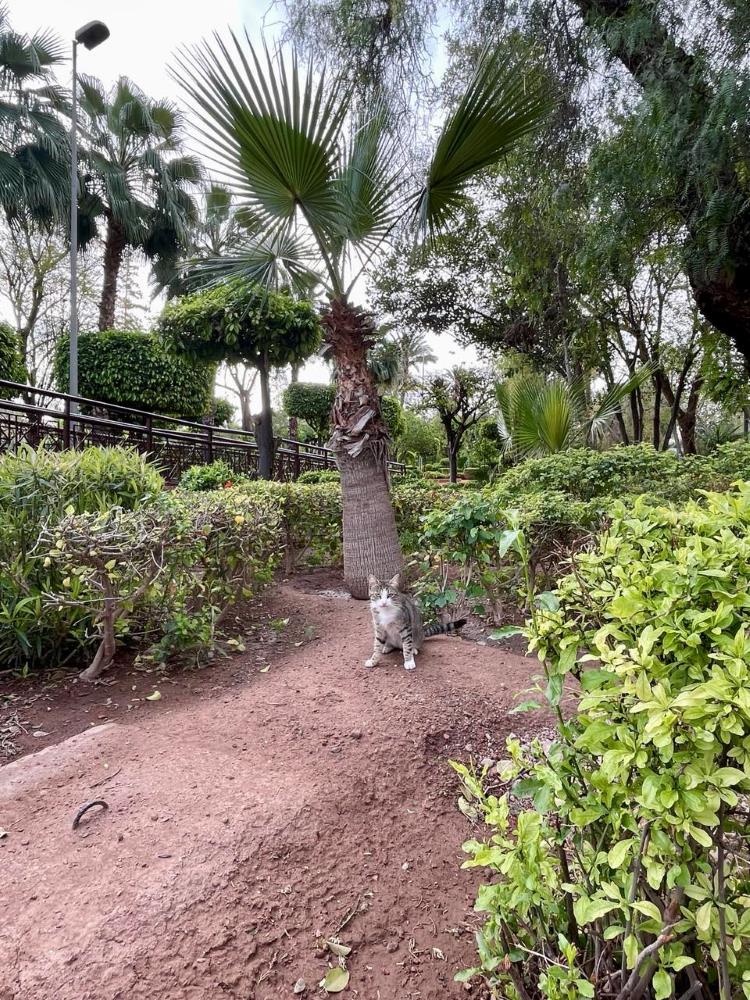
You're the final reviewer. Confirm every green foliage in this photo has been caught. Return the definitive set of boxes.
[159,281,322,370]
[396,410,445,465]
[0,446,165,672]
[493,443,750,505]
[283,382,335,441]
[0,321,25,390]
[212,397,235,426]
[457,485,750,996]
[297,469,341,484]
[380,394,405,441]
[53,330,215,419]
[179,460,240,492]
[414,490,598,622]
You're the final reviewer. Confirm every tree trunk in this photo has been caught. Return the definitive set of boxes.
[323,298,402,600]
[98,216,127,332]
[288,362,300,440]
[448,444,458,483]
[574,0,750,362]
[257,362,274,479]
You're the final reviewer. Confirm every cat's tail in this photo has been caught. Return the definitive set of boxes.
[424,618,467,639]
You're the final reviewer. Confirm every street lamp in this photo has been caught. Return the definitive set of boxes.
[69,20,110,402]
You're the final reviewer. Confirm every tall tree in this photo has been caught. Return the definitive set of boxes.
[76,76,201,331]
[421,366,494,482]
[160,281,322,477]
[173,34,551,597]
[0,8,68,222]
[571,0,750,361]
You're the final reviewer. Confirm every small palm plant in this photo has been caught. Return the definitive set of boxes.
[173,34,552,597]
[496,368,653,458]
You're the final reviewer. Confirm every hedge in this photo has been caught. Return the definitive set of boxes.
[53,330,216,419]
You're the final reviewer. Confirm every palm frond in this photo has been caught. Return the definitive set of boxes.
[172,32,351,246]
[335,104,407,253]
[415,46,553,237]
[185,228,321,296]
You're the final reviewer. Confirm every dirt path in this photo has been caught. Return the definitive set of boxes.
[0,573,550,1000]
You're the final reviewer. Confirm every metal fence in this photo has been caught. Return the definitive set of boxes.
[0,380,405,484]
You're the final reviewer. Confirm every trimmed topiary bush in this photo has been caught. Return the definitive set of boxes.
[0,321,25,392]
[53,330,216,418]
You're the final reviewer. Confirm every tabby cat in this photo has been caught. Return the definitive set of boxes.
[366,573,466,671]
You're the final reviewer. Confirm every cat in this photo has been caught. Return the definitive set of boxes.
[365,573,466,671]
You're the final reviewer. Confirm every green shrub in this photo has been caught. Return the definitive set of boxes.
[232,480,343,571]
[0,321,25,390]
[212,397,235,427]
[53,330,216,419]
[0,445,163,521]
[180,459,239,492]
[456,486,750,996]
[297,469,341,484]
[493,442,750,505]
[283,382,335,441]
[414,489,600,622]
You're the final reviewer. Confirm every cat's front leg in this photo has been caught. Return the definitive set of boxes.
[365,626,386,668]
[401,630,416,671]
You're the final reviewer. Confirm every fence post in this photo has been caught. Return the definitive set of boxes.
[293,440,300,479]
[145,415,154,453]
[206,424,214,464]
[63,397,71,449]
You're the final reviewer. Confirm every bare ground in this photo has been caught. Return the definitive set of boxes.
[0,570,552,1000]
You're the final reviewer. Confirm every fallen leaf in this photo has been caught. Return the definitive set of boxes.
[293,979,306,994]
[326,940,352,957]
[320,967,349,993]
[431,947,446,961]
[146,691,161,701]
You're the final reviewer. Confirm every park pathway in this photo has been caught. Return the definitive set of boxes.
[0,575,548,1000]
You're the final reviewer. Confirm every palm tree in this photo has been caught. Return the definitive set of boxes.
[496,368,654,459]
[173,35,551,597]
[0,9,68,221]
[76,76,201,330]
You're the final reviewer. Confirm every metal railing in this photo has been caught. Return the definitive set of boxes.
[0,380,405,484]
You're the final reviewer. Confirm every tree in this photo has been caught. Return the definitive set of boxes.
[0,10,68,222]
[76,76,201,331]
[283,381,335,443]
[571,0,750,362]
[173,34,551,596]
[159,281,322,477]
[421,367,494,482]
[53,330,216,419]
[0,320,24,390]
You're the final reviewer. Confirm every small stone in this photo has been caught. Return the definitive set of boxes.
[350,730,362,740]
[293,978,306,994]
[386,940,398,953]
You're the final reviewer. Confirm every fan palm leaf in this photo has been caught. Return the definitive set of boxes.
[415,46,554,236]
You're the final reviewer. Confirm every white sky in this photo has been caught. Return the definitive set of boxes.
[10,0,476,405]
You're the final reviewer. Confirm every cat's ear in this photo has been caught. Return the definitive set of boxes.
[388,573,401,589]
[368,574,378,588]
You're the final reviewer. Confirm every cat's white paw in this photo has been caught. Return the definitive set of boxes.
[364,657,377,668]
[404,658,417,671]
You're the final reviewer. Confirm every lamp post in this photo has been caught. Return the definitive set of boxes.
[69,20,109,404]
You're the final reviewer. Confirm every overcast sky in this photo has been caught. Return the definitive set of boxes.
[11,0,476,401]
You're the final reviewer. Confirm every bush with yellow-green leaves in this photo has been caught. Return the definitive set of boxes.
[454,485,750,998]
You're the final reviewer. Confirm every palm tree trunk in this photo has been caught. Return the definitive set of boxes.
[98,217,127,331]
[257,360,274,479]
[323,299,402,600]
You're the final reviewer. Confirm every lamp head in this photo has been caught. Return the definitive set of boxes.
[74,21,110,50]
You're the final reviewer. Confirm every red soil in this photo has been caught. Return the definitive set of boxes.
[0,570,552,1000]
